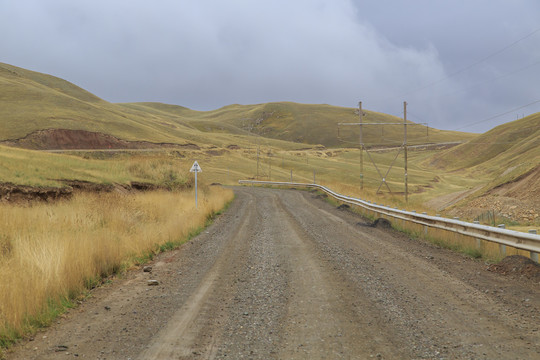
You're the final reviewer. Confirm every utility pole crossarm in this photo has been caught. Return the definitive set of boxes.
[338,122,427,126]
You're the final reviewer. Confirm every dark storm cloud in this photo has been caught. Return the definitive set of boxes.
[1,0,539,132]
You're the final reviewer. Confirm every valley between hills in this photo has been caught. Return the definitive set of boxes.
[0,61,538,229]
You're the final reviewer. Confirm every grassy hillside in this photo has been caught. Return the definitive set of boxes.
[0,145,195,188]
[423,114,540,226]
[1,62,473,150]
[4,61,536,227]
[131,101,475,148]
[0,63,241,147]
[429,113,540,179]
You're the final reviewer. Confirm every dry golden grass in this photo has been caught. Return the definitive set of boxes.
[0,186,233,345]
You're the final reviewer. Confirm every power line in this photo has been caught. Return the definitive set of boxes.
[441,59,540,98]
[453,99,540,130]
[401,26,540,97]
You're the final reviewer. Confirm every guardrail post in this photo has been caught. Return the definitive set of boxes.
[476,238,482,250]
[498,224,507,257]
[498,224,507,256]
[530,230,539,262]
[421,212,428,237]
[498,244,507,257]
[473,221,481,249]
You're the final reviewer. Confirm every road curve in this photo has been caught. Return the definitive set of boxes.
[8,187,540,359]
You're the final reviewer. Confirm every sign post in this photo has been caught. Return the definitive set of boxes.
[190,161,202,208]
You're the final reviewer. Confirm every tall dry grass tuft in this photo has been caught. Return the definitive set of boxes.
[0,186,233,346]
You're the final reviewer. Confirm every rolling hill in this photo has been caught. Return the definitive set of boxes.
[127,101,475,148]
[0,62,473,150]
[425,114,540,223]
[429,113,539,183]
[0,62,240,148]
[0,61,538,227]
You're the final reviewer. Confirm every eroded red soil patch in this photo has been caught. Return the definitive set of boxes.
[1,129,200,150]
[0,183,72,202]
[0,181,164,203]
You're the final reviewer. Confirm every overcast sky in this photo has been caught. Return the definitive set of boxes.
[1,0,540,133]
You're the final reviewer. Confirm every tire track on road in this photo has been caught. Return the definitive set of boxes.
[272,192,407,359]
[139,191,258,359]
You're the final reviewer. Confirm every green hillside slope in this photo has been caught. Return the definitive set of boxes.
[0,63,213,145]
[1,62,474,150]
[130,101,475,148]
[426,113,540,217]
[430,113,539,175]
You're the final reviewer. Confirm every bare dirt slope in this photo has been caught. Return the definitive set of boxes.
[1,129,200,150]
[7,187,540,359]
[441,165,540,223]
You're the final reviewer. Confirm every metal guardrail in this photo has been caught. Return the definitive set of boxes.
[238,180,540,260]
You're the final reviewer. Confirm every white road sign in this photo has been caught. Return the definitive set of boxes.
[190,161,201,209]
[190,161,202,173]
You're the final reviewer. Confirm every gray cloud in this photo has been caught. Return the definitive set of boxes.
[1,0,539,133]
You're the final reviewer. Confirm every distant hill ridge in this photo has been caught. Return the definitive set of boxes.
[124,101,475,148]
[0,62,474,149]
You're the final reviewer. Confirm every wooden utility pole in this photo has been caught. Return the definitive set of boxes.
[256,139,260,179]
[268,151,272,180]
[359,101,364,190]
[339,101,420,204]
[404,101,408,204]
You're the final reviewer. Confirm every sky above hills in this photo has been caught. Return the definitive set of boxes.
[1,0,539,133]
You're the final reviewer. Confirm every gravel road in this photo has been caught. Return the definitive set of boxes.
[8,187,540,359]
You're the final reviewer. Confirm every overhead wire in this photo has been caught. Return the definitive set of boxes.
[401,26,540,98]
[441,59,540,98]
[452,98,540,130]
[371,26,540,133]
[345,26,540,151]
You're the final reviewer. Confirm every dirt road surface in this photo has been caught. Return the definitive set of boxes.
[7,187,540,359]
